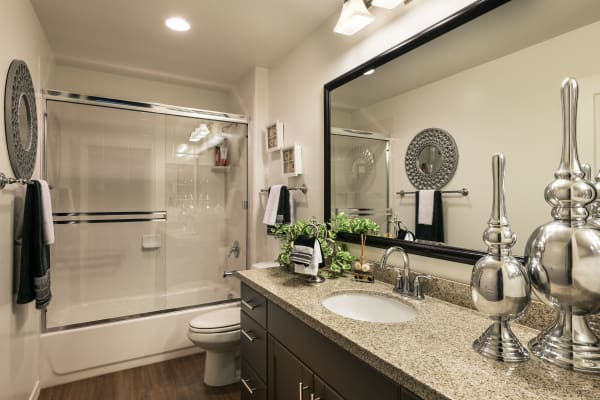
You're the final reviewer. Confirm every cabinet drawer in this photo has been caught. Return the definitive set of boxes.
[241,283,267,327]
[241,311,268,381]
[241,362,267,400]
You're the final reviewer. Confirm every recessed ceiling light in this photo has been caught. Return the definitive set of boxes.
[165,17,190,32]
[363,69,375,76]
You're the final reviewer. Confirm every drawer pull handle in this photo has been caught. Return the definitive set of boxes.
[310,394,321,400]
[241,299,256,310]
[299,382,310,400]
[241,328,257,342]
[241,378,256,394]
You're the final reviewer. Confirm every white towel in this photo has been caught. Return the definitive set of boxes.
[418,190,435,225]
[263,185,283,225]
[294,240,322,276]
[38,180,55,245]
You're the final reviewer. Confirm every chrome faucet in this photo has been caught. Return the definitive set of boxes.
[379,246,431,300]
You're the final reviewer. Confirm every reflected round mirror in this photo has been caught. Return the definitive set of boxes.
[416,145,442,176]
[18,94,32,151]
[405,128,458,190]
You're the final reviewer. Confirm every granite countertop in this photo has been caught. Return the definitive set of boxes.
[237,268,600,400]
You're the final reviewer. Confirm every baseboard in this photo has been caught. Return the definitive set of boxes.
[28,380,40,400]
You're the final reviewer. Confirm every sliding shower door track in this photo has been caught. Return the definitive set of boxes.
[43,298,240,333]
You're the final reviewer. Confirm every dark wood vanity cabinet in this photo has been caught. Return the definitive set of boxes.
[269,337,343,400]
[240,283,423,400]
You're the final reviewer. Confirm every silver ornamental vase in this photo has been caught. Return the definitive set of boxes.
[471,153,530,362]
[525,77,600,373]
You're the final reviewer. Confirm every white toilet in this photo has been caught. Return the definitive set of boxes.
[187,261,279,386]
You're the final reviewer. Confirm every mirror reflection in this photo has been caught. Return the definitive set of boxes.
[417,146,441,176]
[328,0,600,255]
[18,94,32,151]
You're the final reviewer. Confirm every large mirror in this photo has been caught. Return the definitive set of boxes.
[325,0,600,263]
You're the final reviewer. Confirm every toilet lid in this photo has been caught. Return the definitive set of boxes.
[189,307,240,331]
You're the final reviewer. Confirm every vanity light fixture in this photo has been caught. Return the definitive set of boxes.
[363,68,375,75]
[165,17,191,32]
[333,0,375,36]
[372,0,404,9]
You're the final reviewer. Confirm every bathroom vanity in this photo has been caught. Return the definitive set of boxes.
[240,281,417,400]
[237,268,600,400]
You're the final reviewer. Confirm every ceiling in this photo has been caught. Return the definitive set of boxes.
[31,0,340,88]
[332,0,600,110]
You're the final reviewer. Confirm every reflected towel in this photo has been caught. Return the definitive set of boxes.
[415,190,444,242]
[417,190,435,225]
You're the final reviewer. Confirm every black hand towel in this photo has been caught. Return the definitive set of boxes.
[415,190,444,242]
[16,181,52,309]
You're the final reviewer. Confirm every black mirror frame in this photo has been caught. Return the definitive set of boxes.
[323,0,513,265]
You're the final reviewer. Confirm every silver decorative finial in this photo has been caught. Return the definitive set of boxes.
[471,153,530,362]
[526,77,600,373]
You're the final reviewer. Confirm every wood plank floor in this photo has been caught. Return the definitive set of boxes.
[39,354,241,400]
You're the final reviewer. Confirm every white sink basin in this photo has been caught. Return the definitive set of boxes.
[321,292,416,323]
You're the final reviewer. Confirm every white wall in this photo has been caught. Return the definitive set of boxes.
[349,21,600,256]
[0,1,54,399]
[262,0,477,263]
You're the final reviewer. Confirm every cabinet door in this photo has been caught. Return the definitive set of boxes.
[313,375,344,400]
[269,336,313,400]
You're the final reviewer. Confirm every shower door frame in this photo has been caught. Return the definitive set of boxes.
[41,89,249,332]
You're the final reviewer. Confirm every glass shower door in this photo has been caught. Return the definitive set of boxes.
[45,97,247,329]
[45,100,167,328]
[164,116,247,309]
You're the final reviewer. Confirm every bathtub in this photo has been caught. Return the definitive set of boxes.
[40,290,239,388]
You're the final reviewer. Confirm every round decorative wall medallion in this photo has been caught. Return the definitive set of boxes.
[4,60,37,179]
[404,128,458,190]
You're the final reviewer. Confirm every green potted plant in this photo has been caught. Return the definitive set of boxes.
[271,216,357,277]
[330,213,380,268]
[271,217,332,271]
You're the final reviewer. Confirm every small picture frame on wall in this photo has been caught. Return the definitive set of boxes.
[266,121,284,152]
[281,144,303,177]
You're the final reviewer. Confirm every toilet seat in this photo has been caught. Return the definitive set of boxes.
[189,307,240,334]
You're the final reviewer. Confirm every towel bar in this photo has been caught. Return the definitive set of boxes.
[260,184,307,194]
[396,188,469,197]
[0,172,32,190]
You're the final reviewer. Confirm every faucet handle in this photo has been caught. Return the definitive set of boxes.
[413,274,432,300]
